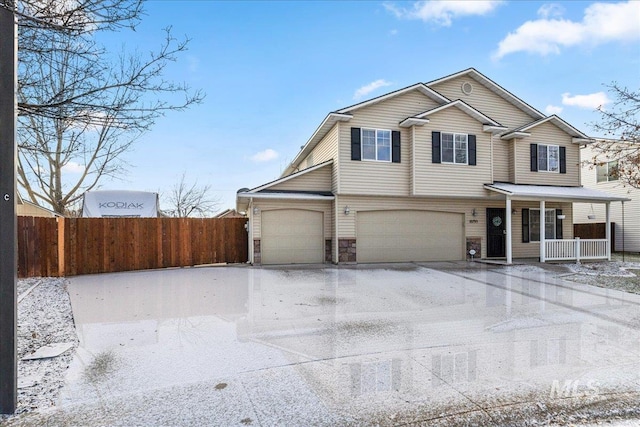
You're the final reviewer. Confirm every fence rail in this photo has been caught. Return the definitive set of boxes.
[545,238,609,262]
[18,217,248,277]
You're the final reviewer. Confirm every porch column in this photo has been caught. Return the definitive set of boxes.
[605,202,611,261]
[539,200,545,263]
[505,196,512,264]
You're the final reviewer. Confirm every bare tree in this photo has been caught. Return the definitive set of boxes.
[162,173,220,218]
[2,0,204,213]
[590,83,640,188]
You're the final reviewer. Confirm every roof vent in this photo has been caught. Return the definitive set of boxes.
[461,81,473,95]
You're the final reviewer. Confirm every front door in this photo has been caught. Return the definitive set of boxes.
[487,208,506,258]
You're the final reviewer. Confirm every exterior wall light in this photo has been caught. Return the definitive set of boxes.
[344,206,350,215]
[512,209,517,215]
[471,208,477,217]
[253,207,260,215]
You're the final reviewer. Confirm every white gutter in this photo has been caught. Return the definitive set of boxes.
[238,193,335,201]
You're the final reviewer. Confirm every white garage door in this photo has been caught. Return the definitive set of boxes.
[357,210,464,263]
[261,209,324,265]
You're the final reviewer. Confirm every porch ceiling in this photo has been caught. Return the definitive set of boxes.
[484,183,631,203]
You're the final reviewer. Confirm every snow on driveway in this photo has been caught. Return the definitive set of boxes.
[8,263,640,426]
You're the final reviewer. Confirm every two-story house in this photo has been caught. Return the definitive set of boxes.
[237,69,628,265]
[574,140,639,253]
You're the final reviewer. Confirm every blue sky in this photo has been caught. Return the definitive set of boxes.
[90,0,640,211]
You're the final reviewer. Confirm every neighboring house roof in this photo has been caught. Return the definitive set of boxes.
[245,160,333,194]
[426,68,546,121]
[214,209,246,218]
[500,115,591,141]
[16,193,63,217]
[400,99,507,133]
[485,183,631,202]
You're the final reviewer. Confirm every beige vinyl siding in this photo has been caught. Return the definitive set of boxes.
[515,122,581,186]
[413,107,492,197]
[17,203,58,217]
[302,124,339,192]
[574,145,640,252]
[251,199,333,240]
[509,142,516,183]
[429,77,536,129]
[268,164,332,192]
[339,90,441,196]
[336,195,571,259]
[492,139,510,183]
[511,202,574,258]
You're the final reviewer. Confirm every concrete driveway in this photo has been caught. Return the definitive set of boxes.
[36,264,640,425]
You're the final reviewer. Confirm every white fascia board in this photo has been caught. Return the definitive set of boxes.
[337,83,449,114]
[500,131,531,140]
[483,125,509,134]
[483,184,631,202]
[414,100,502,127]
[516,115,589,140]
[427,68,545,120]
[286,114,350,175]
[573,138,594,144]
[399,117,430,128]
[237,193,335,201]
[249,160,333,193]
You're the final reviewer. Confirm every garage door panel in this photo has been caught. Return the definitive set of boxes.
[262,210,323,265]
[357,210,463,263]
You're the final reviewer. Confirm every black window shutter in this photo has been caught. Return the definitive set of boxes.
[530,144,538,172]
[556,209,563,239]
[351,128,361,161]
[522,208,530,243]
[559,146,566,174]
[468,135,476,166]
[392,131,401,163]
[432,131,441,164]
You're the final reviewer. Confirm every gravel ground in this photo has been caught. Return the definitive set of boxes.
[1,278,78,420]
[560,254,640,294]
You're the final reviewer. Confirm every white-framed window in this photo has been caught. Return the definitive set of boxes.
[529,208,556,241]
[596,160,618,183]
[537,144,560,172]
[362,128,391,162]
[442,132,468,164]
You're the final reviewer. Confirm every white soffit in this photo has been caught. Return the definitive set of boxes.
[484,183,631,202]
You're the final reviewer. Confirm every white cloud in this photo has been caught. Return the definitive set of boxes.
[353,79,392,100]
[250,149,279,163]
[389,29,398,36]
[561,92,611,110]
[493,1,640,60]
[62,161,85,174]
[537,3,564,19]
[384,1,504,27]
[545,105,563,115]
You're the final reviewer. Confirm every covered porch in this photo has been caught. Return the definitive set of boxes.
[484,183,630,264]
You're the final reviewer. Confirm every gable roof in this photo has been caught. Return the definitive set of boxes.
[500,115,590,141]
[400,99,506,132]
[246,159,333,194]
[283,113,350,176]
[427,68,546,121]
[336,83,449,114]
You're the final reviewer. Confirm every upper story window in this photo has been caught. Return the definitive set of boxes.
[538,144,559,172]
[442,133,468,164]
[530,143,566,174]
[596,160,618,183]
[431,131,476,166]
[362,128,391,162]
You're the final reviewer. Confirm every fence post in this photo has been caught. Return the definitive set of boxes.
[575,237,581,265]
[57,217,65,277]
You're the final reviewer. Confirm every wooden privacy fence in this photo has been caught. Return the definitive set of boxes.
[18,217,248,277]
[574,222,615,252]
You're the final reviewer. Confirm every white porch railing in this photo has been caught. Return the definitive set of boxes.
[545,238,608,262]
